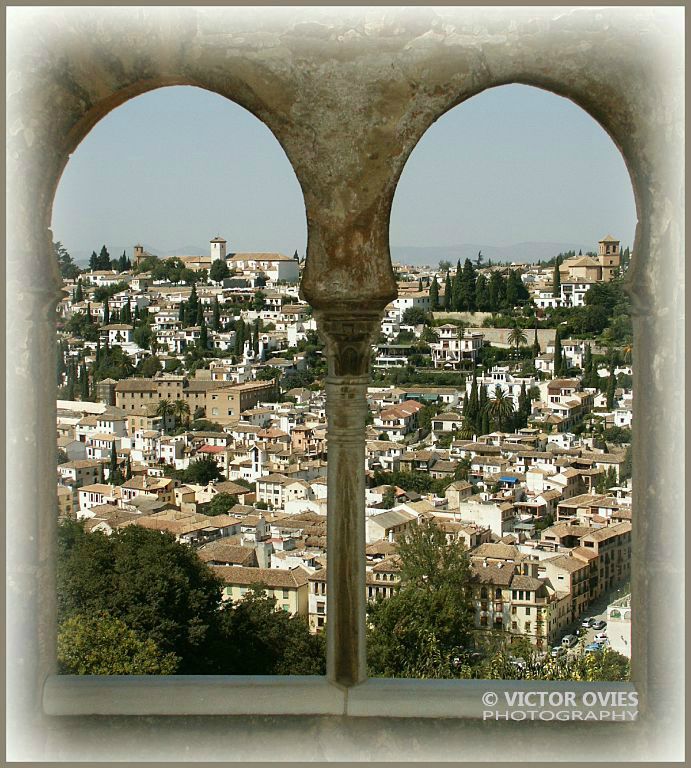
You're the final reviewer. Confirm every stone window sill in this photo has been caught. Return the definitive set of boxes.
[43,674,639,720]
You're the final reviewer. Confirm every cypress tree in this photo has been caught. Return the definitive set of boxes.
[459,259,476,311]
[122,299,131,324]
[532,326,540,358]
[79,363,89,401]
[89,250,98,271]
[478,383,488,428]
[86,303,93,325]
[109,442,118,484]
[234,318,245,356]
[212,296,221,331]
[99,245,111,270]
[56,341,67,386]
[178,300,186,324]
[452,260,463,311]
[199,313,208,350]
[103,300,110,326]
[429,276,440,311]
[606,366,616,409]
[187,284,198,322]
[474,273,488,311]
[582,344,593,386]
[467,374,479,423]
[552,257,562,298]
[444,272,452,311]
[481,409,490,436]
[553,328,563,377]
[75,279,84,303]
[253,318,260,355]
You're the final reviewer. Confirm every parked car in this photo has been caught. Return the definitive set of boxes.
[551,646,566,658]
[594,632,608,643]
[591,620,607,631]
[561,634,578,648]
[585,643,603,654]
[581,617,594,628]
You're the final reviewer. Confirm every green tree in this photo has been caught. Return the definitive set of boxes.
[443,272,452,311]
[183,456,223,484]
[507,324,528,359]
[474,273,489,311]
[429,276,440,311]
[209,259,230,283]
[54,241,81,280]
[459,258,477,311]
[234,318,246,356]
[381,487,397,509]
[451,260,463,311]
[367,519,475,678]
[108,442,123,485]
[133,321,154,351]
[606,365,617,409]
[98,244,111,270]
[552,256,562,297]
[487,270,505,312]
[187,283,199,322]
[79,362,90,401]
[58,612,179,675]
[487,385,514,432]
[553,327,564,377]
[212,296,221,332]
[207,492,238,516]
[199,313,209,350]
[213,586,326,675]
[156,399,173,432]
[173,399,191,429]
[401,306,428,326]
[57,521,225,674]
[253,290,267,312]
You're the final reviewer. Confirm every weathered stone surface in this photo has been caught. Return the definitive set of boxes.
[5,5,684,761]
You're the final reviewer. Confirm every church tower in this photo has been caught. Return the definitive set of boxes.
[597,235,621,282]
[210,236,227,262]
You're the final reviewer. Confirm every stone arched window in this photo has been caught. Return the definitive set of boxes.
[6,6,683,762]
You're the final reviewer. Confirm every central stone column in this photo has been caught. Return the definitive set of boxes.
[316,309,383,687]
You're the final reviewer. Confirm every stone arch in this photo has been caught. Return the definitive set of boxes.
[50,82,308,264]
[6,6,683,760]
[387,80,640,258]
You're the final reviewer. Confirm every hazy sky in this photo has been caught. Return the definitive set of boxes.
[51,84,637,259]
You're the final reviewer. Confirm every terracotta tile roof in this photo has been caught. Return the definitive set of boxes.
[211,565,309,588]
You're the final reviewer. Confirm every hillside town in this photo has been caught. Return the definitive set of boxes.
[55,234,633,663]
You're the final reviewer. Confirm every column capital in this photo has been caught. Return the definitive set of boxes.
[314,308,382,378]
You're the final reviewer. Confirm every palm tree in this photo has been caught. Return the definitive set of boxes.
[173,399,190,429]
[507,324,527,360]
[487,385,514,433]
[156,399,173,433]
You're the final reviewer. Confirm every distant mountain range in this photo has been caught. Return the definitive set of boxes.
[389,241,592,267]
[73,240,590,267]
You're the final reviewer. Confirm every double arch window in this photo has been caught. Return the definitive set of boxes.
[6,5,683,762]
